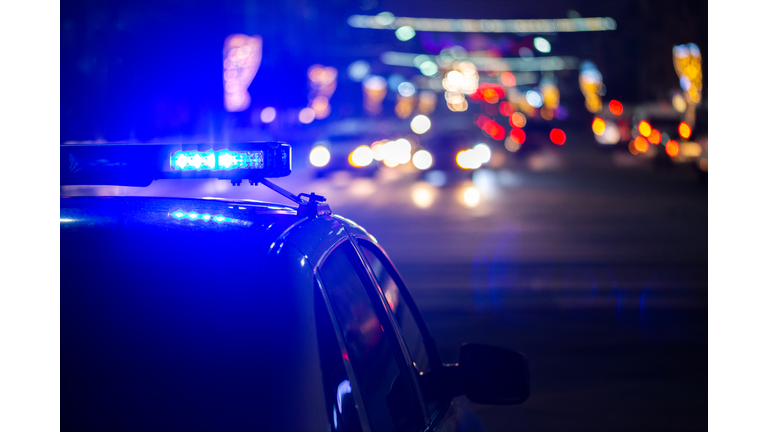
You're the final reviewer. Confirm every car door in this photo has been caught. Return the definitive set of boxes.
[354,239,478,432]
[316,240,429,432]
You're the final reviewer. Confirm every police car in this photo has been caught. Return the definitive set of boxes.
[60,142,529,431]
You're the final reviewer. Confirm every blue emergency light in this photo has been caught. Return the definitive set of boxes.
[61,142,291,186]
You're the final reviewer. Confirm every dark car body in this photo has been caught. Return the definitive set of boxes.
[61,196,496,431]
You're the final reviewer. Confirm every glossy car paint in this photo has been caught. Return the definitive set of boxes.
[60,196,476,431]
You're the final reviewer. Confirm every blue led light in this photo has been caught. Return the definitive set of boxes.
[171,149,265,171]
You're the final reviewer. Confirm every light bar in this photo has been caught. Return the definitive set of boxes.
[348,14,617,33]
[61,142,291,187]
[171,149,265,171]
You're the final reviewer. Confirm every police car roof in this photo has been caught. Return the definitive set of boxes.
[60,196,304,264]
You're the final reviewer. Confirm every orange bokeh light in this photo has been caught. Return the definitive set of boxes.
[634,136,649,153]
[679,122,691,139]
[648,129,661,144]
[638,121,652,137]
[501,72,516,87]
[592,117,606,135]
[666,140,680,157]
[609,100,623,115]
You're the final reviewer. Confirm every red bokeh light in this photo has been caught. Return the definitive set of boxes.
[550,128,566,145]
[499,101,514,117]
[482,120,506,140]
[510,128,526,144]
[471,83,506,102]
[608,100,623,115]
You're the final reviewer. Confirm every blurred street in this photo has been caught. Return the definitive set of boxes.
[65,133,707,431]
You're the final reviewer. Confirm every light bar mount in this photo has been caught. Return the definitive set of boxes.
[243,178,331,218]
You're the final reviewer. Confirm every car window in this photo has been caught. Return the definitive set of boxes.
[315,281,364,432]
[318,241,421,432]
[358,241,440,416]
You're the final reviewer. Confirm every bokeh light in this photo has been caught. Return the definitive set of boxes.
[298,108,316,124]
[634,136,649,153]
[648,129,661,145]
[608,100,623,115]
[412,149,434,170]
[679,122,692,139]
[550,129,566,145]
[347,60,370,82]
[500,72,516,87]
[510,112,527,128]
[533,37,551,53]
[665,140,680,157]
[260,107,276,123]
[638,121,652,137]
[309,146,331,167]
[510,127,526,145]
[223,34,262,112]
[411,183,437,209]
[592,117,606,135]
[461,186,481,207]
[349,146,374,167]
[395,25,416,41]
[473,143,492,164]
[411,115,432,134]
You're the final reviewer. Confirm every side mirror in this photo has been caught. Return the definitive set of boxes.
[458,343,529,404]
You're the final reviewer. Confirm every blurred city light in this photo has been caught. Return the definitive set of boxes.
[398,81,416,97]
[579,61,603,113]
[510,127,526,144]
[525,90,544,108]
[649,129,661,145]
[298,108,316,124]
[595,121,620,145]
[473,143,492,164]
[347,60,370,82]
[680,142,702,157]
[672,93,687,113]
[634,136,649,153]
[411,183,437,209]
[260,107,277,123]
[307,65,337,120]
[425,170,447,187]
[223,34,262,112]
[500,72,516,87]
[638,121,652,137]
[504,136,521,152]
[418,91,437,114]
[666,140,680,157]
[592,117,606,135]
[673,43,703,105]
[348,14,617,33]
[534,37,551,53]
[608,100,623,115]
[411,115,432,134]
[457,149,482,170]
[363,75,387,115]
[510,112,527,128]
[550,128,566,145]
[412,150,434,170]
[679,122,692,139]
[395,25,416,41]
[461,187,481,208]
[381,51,579,72]
[349,146,374,167]
[309,146,331,167]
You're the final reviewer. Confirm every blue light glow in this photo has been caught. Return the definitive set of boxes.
[171,149,264,171]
